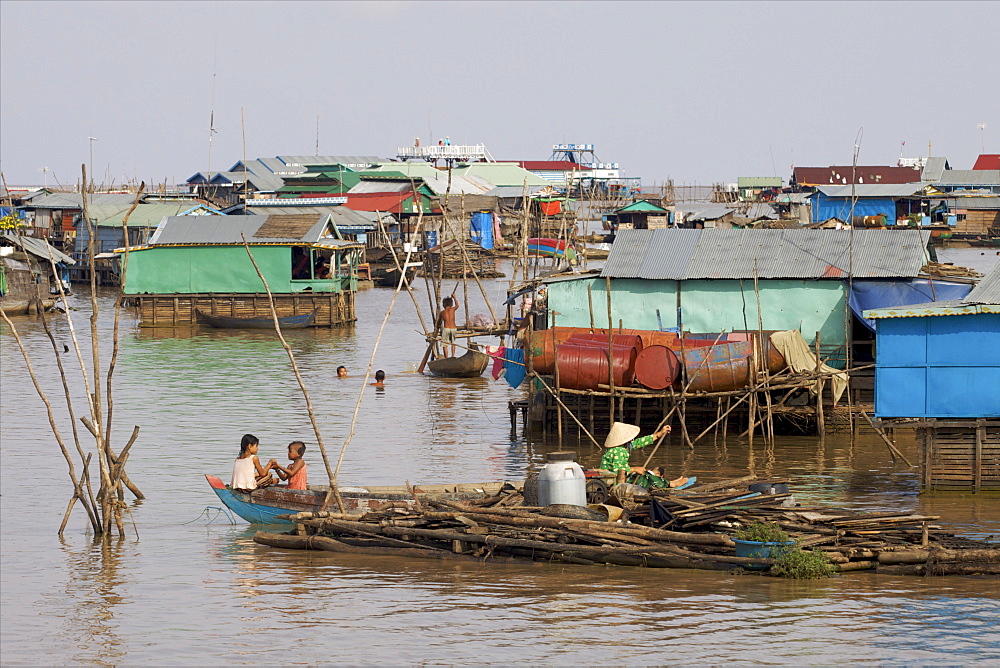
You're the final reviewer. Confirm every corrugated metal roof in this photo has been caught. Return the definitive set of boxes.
[242,204,377,230]
[973,154,1000,170]
[601,229,930,280]
[675,204,734,221]
[1,232,75,264]
[349,181,413,194]
[921,157,949,181]
[279,155,385,168]
[23,192,139,209]
[864,301,1000,318]
[814,183,930,198]
[938,196,1000,210]
[88,201,210,227]
[964,263,1000,305]
[483,185,552,198]
[794,166,922,186]
[147,214,357,246]
[933,170,1000,186]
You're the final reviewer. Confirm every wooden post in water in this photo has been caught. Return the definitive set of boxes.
[553,311,563,445]
[606,277,615,426]
[587,284,595,329]
[815,331,825,439]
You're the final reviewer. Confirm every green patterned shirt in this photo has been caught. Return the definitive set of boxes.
[598,434,655,472]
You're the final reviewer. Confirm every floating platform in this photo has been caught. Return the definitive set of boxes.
[130,292,355,327]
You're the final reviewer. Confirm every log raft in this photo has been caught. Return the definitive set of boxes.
[252,476,1000,577]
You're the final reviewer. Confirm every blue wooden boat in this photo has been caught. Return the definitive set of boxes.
[195,308,317,329]
[205,474,518,525]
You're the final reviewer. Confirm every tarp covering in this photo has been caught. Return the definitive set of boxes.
[812,194,895,223]
[770,330,848,404]
[849,279,974,331]
[503,348,527,389]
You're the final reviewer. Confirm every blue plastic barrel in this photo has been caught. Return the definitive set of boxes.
[424,230,438,249]
[470,211,494,250]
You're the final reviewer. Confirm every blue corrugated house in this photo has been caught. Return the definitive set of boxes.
[865,264,1000,418]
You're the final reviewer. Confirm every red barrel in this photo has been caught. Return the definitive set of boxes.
[555,343,638,390]
[634,345,681,390]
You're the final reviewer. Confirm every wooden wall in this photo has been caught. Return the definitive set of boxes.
[132,292,356,327]
[918,421,1000,492]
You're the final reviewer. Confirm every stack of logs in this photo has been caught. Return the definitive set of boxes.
[254,477,1000,577]
[920,262,982,279]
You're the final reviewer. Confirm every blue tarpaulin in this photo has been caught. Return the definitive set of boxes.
[504,348,526,389]
[849,279,974,331]
[812,193,896,223]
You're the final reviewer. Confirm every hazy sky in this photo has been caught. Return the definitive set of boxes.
[2,1,998,188]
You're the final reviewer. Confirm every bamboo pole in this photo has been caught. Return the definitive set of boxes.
[815,331,825,439]
[605,276,615,426]
[240,235,343,512]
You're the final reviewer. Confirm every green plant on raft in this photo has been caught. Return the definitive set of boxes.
[772,547,836,579]
[733,521,790,544]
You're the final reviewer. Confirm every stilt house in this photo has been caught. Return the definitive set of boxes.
[121,214,364,327]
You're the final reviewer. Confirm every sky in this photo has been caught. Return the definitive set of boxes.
[1,1,998,189]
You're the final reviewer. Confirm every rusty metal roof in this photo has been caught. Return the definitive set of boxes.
[601,229,930,280]
[965,263,1000,305]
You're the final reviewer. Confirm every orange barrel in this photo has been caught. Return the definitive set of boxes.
[668,337,720,350]
[565,333,644,353]
[555,343,639,391]
[634,345,681,390]
[680,341,755,393]
[529,327,610,374]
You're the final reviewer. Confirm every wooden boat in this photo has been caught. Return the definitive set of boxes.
[195,308,317,329]
[527,237,576,262]
[426,346,490,378]
[205,474,518,524]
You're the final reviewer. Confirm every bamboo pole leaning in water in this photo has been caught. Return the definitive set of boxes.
[240,235,344,513]
[329,211,432,508]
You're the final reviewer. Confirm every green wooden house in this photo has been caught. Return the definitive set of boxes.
[122,214,364,327]
[542,228,935,367]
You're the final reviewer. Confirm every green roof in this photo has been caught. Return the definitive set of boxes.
[616,200,668,213]
[738,176,783,188]
[89,201,214,227]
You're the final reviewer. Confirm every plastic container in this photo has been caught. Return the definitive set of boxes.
[536,452,587,507]
[733,539,795,569]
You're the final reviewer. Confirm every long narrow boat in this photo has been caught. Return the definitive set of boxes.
[205,474,517,524]
[426,347,490,378]
[195,308,317,329]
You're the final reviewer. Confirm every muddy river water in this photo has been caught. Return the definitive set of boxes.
[2,263,998,664]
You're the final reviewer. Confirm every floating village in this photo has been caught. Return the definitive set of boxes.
[2,142,999,580]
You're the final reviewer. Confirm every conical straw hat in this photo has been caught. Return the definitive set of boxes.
[604,422,641,449]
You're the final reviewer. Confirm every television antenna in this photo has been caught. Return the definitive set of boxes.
[39,166,49,188]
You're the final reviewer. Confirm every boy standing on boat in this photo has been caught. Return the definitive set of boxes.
[437,290,459,357]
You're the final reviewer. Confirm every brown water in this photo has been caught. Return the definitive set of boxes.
[2,267,999,665]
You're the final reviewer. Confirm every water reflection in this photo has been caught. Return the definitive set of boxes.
[57,538,129,666]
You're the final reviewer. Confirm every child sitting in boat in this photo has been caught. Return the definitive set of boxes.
[599,422,671,485]
[270,441,308,490]
[231,434,276,492]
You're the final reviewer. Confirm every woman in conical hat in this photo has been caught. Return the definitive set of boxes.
[599,421,671,484]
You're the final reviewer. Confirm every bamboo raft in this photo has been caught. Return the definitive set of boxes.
[253,477,999,577]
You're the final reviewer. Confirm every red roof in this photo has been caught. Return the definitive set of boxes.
[793,166,921,186]
[344,192,411,214]
[973,154,1000,170]
[515,161,594,172]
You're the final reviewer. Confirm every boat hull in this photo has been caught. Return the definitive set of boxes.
[426,349,490,378]
[196,309,317,329]
[205,474,517,524]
